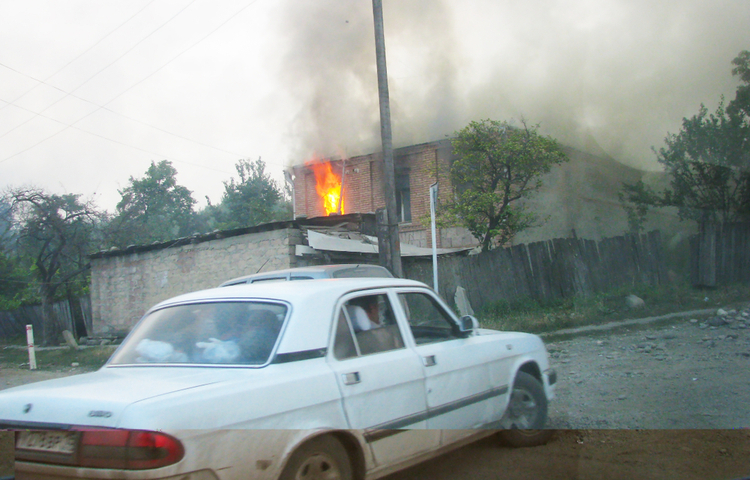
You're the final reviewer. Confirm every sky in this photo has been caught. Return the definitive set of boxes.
[0,0,748,213]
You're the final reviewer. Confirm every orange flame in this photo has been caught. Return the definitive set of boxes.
[307,159,345,216]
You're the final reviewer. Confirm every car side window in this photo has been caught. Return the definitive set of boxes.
[398,293,460,345]
[333,311,358,360]
[333,294,405,359]
[250,277,286,283]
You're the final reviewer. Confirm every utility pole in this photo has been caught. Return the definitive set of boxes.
[372,0,402,277]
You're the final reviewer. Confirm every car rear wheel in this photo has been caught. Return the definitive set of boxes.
[280,436,353,480]
[498,371,554,448]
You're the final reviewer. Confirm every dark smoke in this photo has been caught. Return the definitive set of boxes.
[275,0,749,169]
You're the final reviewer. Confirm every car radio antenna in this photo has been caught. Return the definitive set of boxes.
[256,257,271,273]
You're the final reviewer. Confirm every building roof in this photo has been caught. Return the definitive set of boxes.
[89,214,376,260]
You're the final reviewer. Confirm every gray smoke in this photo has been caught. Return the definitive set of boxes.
[275,0,749,169]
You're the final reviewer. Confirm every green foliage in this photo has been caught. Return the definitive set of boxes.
[621,51,750,228]
[0,342,117,370]
[108,160,197,247]
[2,187,100,343]
[211,158,291,230]
[0,251,28,310]
[728,50,750,118]
[478,281,750,335]
[5,188,99,294]
[445,119,569,250]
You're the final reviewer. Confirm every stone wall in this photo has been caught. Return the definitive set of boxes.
[90,228,297,335]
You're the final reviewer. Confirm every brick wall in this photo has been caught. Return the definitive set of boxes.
[292,140,685,248]
[90,228,297,335]
[293,139,465,249]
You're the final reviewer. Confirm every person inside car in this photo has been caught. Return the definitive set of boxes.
[347,296,382,332]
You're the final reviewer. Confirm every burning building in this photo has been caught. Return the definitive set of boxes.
[290,139,684,248]
[291,139,476,249]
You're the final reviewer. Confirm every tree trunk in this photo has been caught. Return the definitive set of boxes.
[39,285,63,346]
[482,233,492,252]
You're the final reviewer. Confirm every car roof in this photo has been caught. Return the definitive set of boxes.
[219,264,393,286]
[149,278,432,355]
[158,277,425,307]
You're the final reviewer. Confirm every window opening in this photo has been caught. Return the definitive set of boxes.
[398,293,460,345]
[395,173,411,223]
[333,294,405,357]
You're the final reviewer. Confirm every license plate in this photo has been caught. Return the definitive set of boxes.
[16,430,77,455]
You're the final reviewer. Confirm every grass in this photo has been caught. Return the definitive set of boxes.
[0,336,117,371]
[476,281,750,334]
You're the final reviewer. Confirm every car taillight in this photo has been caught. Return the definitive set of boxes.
[77,429,184,470]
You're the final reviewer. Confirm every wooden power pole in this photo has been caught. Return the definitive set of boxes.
[372,0,402,277]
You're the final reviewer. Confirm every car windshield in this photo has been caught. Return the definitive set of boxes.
[109,301,287,366]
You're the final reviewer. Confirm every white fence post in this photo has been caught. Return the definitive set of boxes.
[26,324,37,370]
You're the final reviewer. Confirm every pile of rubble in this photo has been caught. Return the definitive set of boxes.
[693,306,750,330]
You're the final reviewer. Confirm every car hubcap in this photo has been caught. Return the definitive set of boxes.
[502,386,539,429]
[294,452,342,480]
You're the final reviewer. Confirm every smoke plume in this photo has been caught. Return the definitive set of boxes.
[275,0,749,169]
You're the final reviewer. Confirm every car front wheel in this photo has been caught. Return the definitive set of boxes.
[498,371,554,448]
[280,436,353,480]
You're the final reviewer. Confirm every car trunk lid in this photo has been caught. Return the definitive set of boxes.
[0,367,222,428]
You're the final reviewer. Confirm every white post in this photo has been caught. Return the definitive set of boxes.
[26,324,37,370]
[430,182,439,292]
[283,170,296,219]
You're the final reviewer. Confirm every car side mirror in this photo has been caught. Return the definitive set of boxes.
[458,315,479,335]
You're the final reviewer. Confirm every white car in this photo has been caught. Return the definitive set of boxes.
[219,264,393,287]
[0,278,556,480]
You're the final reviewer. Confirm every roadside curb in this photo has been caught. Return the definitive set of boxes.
[540,308,718,339]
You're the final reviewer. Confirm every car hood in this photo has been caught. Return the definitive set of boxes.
[0,367,223,428]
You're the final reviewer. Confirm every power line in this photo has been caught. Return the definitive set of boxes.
[0,0,199,141]
[0,0,284,171]
[0,63,260,163]
[0,94,233,175]
[86,0,266,121]
[0,0,158,114]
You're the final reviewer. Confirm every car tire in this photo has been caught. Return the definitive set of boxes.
[280,435,353,480]
[497,371,554,448]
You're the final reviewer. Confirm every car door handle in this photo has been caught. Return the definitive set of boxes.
[423,355,437,367]
[342,372,361,385]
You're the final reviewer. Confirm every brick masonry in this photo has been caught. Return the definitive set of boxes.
[90,228,296,335]
[294,139,458,249]
[292,139,684,248]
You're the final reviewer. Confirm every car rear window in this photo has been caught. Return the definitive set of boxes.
[109,302,287,366]
[331,266,393,279]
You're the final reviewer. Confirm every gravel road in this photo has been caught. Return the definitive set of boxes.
[544,304,750,429]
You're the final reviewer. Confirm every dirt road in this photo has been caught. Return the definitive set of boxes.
[383,430,750,480]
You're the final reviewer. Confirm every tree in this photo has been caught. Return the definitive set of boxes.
[212,158,291,230]
[621,51,750,231]
[3,188,100,345]
[0,200,31,311]
[0,251,29,311]
[728,50,750,119]
[108,160,196,247]
[444,119,569,251]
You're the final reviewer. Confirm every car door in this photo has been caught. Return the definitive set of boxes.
[327,290,439,467]
[394,289,508,444]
